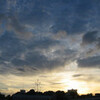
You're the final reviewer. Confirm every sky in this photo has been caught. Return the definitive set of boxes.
[0,0,100,95]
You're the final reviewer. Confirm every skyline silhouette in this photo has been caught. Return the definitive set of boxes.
[0,88,100,100]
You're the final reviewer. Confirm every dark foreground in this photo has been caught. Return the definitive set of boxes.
[0,89,100,100]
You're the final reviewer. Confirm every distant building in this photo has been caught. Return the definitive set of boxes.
[65,89,78,99]
[12,90,53,100]
[95,93,100,97]
[67,89,78,96]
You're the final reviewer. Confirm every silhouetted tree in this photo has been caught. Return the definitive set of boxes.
[66,89,79,99]
[55,91,65,100]
[35,91,43,95]
[0,93,5,100]
[44,91,55,96]
[26,89,35,95]
[6,95,11,100]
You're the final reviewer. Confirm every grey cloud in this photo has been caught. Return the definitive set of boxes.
[82,31,98,45]
[0,0,7,13]
[49,82,62,85]
[72,74,83,77]
[15,0,52,32]
[73,73,100,83]
[10,48,77,75]
[27,37,60,50]
[0,31,77,76]
[0,63,39,76]
[0,14,32,39]
[50,0,100,34]
[25,51,63,69]
[97,38,100,48]
[1,0,100,36]
[7,15,33,39]
[0,14,6,34]
[0,0,100,76]
[0,14,5,23]
[0,82,8,90]
[0,31,26,61]
[81,31,100,56]
[25,48,77,68]
[77,56,100,68]
[11,58,29,67]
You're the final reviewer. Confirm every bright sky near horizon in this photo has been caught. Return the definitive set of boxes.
[0,0,100,95]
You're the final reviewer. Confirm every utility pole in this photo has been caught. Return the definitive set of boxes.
[35,79,41,92]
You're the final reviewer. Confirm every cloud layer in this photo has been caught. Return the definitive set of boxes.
[0,0,100,76]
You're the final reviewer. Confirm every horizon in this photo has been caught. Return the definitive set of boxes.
[0,88,100,96]
[0,0,100,95]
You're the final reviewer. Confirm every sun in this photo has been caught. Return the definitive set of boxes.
[67,81,80,90]
[60,78,89,94]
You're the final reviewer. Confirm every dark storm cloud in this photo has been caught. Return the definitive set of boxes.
[81,31,100,52]
[82,31,98,45]
[77,56,100,68]
[97,38,100,48]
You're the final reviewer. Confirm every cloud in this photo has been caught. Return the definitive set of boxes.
[7,15,33,39]
[0,0,100,37]
[97,37,100,49]
[0,0,6,13]
[27,37,60,50]
[72,74,83,77]
[49,82,63,85]
[0,82,8,90]
[77,56,100,68]
[81,31,100,57]
[53,30,67,40]
[0,0,34,39]
[0,0,100,77]
[82,31,98,45]
[0,31,26,61]
[50,0,100,34]
[72,69,100,84]
[0,30,77,76]
[11,48,76,74]
[0,14,6,34]
[0,14,5,23]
